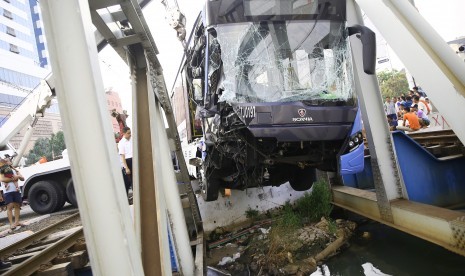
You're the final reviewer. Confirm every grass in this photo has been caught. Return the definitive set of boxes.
[245,207,260,220]
[276,201,301,231]
[295,180,333,222]
[263,180,335,264]
[244,179,333,240]
[328,218,338,234]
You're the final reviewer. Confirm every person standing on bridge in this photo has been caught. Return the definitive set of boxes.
[384,96,397,125]
[0,158,24,231]
[118,127,133,192]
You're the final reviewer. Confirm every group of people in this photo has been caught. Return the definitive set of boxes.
[384,87,433,132]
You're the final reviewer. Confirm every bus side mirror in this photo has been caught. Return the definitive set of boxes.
[348,25,376,75]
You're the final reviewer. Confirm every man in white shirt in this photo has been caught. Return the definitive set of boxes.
[118,127,133,191]
[384,96,397,126]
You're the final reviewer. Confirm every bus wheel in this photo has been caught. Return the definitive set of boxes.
[28,180,61,214]
[202,167,220,201]
[66,179,78,207]
[289,168,316,191]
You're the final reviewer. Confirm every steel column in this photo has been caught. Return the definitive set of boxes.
[346,0,404,222]
[149,76,195,274]
[40,0,144,275]
[131,54,164,275]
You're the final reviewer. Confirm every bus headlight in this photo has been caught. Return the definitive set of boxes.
[347,131,364,152]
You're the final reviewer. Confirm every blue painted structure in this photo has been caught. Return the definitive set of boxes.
[342,157,374,190]
[340,109,365,175]
[343,131,465,208]
[168,228,178,272]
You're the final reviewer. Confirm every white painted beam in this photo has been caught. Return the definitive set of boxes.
[40,0,144,275]
[150,73,195,275]
[347,0,403,203]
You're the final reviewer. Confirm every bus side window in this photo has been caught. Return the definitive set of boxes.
[207,29,222,108]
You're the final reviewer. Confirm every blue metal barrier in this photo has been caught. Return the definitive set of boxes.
[342,157,374,190]
[343,131,465,208]
[391,131,465,207]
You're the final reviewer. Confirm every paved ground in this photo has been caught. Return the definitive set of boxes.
[0,203,77,229]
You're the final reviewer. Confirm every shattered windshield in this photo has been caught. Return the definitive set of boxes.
[214,21,355,104]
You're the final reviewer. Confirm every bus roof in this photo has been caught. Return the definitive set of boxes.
[206,0,346,25]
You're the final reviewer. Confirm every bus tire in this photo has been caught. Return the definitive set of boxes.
[66,179,78,207]
[289,167,316,191]
[202,168,220,201]
[28,180,61,214]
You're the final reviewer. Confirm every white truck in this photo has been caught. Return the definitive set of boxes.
[0,76,77,214]
[17,153,77,214]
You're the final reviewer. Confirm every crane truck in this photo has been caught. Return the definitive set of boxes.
[0,75,78,214]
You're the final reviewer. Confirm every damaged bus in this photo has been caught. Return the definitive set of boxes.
[171,0,376,201]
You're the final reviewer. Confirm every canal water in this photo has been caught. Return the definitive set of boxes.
[311,217,465,276]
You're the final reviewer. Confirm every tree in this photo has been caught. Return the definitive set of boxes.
[376,69,410,99]
[26,138,52,165]
[50,131,66,159]
[25,131,66,165]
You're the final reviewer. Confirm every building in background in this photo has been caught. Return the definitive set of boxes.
[0,0,49,93]
[105,88,124,134]
[28,0,49,69]
[0,107,62,150]
[0,0,58,155]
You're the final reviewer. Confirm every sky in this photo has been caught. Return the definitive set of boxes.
[98,0,465,127]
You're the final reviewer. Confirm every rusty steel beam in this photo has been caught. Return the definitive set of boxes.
[0,213,79,257]
[332,186,465,257]
[3,228,84,276]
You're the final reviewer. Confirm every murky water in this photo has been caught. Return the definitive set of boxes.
[311,220,465,276]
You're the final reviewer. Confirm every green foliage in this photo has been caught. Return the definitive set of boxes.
[275,201,301,232]
[295,180,333,222]
[245,207,260,220]
[25,131,66,165]
[26,138,51,165]
[327,218,338,235]
[376,69,410,98]
[50,131,66,156]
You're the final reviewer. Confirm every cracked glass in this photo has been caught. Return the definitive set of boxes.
[215,21,355,104]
